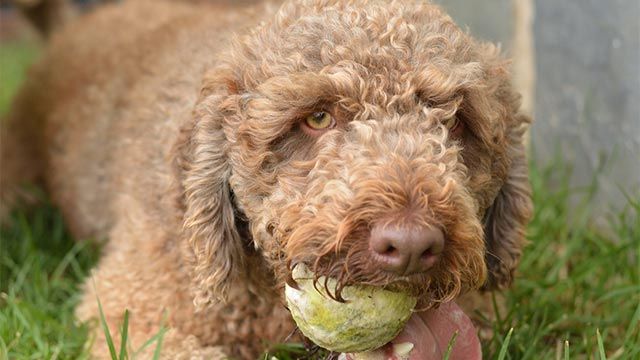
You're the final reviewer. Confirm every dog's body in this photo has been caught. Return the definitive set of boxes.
[6,2,292,357]
[2,0,532,358]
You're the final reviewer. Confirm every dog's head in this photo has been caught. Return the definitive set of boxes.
[177,0,532,309]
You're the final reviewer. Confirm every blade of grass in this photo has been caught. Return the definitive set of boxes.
[119,310,129,360]
[50,243,85,281]
[0,334,8,359]
[151,327,167,360]
[491,292,504,329]
[131,311,170,358]
[132,325,168,357]
[442,330,459,360]
[96,296,118,360]
[564,340,569,360]
[624,302,640,345]
[596,329,606,360]
[497,328,514,360]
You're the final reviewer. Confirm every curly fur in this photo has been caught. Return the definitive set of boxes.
[2,0,532,358]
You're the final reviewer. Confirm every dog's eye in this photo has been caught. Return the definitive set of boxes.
[304,111,335,131]
[444,116,463,137]
[443,116,458,129]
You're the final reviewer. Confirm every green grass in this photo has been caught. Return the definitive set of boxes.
[0,198,100,359]
[481,165,640,359]
[0,40,39,114]
[1,41,639,359]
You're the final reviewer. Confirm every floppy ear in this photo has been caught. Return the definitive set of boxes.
[482,116,533,290]
[176,68,256,307]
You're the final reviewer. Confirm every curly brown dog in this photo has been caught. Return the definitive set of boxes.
[1,0,532,358]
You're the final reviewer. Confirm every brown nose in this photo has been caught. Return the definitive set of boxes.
[369,225,445,275]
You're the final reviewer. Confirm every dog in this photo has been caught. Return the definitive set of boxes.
[1,0,532,358]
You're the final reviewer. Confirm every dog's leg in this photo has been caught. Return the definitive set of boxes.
[76,252,232,359]
[74,194,230,358]
[75,195,294,358]
[76,232,289,359]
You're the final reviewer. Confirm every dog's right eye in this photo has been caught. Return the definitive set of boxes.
[444,116,464,138]
[305,112,334,129]
[301,111,336,135]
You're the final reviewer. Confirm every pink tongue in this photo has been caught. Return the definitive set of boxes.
[394,302,481,359]
[345,302,482,360]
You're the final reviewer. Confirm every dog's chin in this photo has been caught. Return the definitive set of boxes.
[303,248,475,300]
[304,261,440,300]
[341,302,481,360]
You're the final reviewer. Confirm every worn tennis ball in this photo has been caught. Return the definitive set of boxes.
[284,264,417,353]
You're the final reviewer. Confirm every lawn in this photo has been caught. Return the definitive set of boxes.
[1,42,638,360]
[0,40,39,114]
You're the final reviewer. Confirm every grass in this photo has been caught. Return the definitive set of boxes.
[482,164,640,360]
[0,40,39,114]
[0,198,100,359]
[1,41,639,359]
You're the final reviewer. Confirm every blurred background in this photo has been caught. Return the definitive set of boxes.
[436,0,640,220]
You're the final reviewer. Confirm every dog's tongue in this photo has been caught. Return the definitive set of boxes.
[340,302,481,360]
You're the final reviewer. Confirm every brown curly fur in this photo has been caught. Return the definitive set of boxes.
[1,0,532,358]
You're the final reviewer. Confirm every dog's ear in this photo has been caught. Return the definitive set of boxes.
[176,67,257,307]
[482,116,533,290]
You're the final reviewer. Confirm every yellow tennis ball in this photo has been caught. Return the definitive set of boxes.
[285,264,417,353]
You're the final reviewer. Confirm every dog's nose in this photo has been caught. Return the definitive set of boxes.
[369,225,444,275]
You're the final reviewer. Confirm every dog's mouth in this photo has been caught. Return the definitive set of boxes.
[339,302,481,360]
[282,263,482,360]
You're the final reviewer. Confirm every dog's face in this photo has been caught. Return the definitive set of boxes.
[179,0,532,308]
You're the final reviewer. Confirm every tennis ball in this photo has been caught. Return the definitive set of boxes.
[285,264,417,353]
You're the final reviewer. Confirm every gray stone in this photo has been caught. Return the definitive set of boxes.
[533,0,640,213]
[433,0,514,48]
[437,0,640,214]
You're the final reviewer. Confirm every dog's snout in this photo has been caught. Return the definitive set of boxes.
[369,225,444,275]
